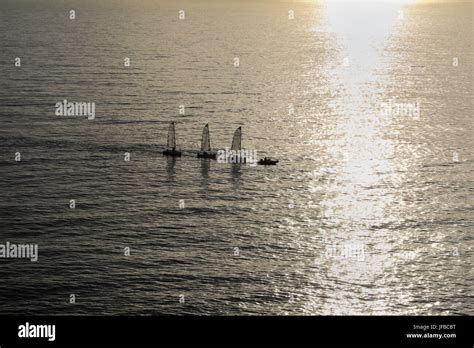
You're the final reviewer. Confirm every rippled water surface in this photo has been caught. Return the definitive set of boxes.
[0,0,473,315]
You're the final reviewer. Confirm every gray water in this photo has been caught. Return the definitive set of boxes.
[0,0,472,315]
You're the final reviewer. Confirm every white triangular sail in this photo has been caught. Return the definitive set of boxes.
[231,126,241,151]
[167,122,176,148]
[201,124,211,152]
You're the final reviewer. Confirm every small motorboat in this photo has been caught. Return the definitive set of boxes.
[162,122,182,157]
[197,124,217,159]
[258,157,279,165]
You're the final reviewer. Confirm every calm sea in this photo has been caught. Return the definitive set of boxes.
[0,0,472,315]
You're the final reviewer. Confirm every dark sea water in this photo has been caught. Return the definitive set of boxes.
[0,0,472,315]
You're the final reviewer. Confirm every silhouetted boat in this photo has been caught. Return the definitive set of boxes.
[197,124,217,159]
[258,157,279,165]
[162,122,182,157]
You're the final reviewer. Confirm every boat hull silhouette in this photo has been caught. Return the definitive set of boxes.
[197,151,217,159]
[163,148,182,157]
[258,158,278,165]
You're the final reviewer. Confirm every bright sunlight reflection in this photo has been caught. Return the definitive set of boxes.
[305,0,411,314]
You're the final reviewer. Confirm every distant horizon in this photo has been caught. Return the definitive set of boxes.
[293,0,471,4]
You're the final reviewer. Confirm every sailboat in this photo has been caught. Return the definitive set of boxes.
[162,121,182,157]
[197,124,217,159]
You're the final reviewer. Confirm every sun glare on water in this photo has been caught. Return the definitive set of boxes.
[323,0,416,3]
[301,0,418,314]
